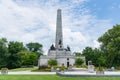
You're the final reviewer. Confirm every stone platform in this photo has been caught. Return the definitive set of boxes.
[56,71,120,77]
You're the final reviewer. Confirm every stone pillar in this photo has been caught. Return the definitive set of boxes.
[55,9,63,49]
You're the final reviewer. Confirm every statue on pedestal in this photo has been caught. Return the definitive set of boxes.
[50,44,56,50]
[67,45,71,51]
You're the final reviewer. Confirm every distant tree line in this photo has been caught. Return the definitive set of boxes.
[0,39,43,69]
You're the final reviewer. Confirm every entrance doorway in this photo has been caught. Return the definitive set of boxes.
[67,58,69,67]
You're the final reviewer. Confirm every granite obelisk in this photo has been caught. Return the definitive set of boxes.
[55,9,63,49]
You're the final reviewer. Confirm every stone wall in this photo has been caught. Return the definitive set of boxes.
[38,55,85,67]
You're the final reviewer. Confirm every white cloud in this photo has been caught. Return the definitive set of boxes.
[93,40,100,48]
[0,0,113,54]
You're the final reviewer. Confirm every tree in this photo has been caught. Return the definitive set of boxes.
[82,47,105,67]
[75,58,84,66]
[0,38,8,68]
[97,56,106,67]
[98,24,120,67]
[94,48,106,66]
[82,47,94,65]
[48,59,57,66]
[7,41,25,69]
[73,52,82,56]
[26,42,43,66]
[26,42,43,54]
[17,51,38,66]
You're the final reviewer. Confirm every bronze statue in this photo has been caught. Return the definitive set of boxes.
[67,45,71,51]
[50,44,55,50]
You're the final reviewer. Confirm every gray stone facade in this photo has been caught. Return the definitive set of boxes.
[38,9,85,67]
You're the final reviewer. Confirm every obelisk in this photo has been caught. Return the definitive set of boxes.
[55,9,63,49]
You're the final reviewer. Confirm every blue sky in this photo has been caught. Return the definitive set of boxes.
[0,0,120,54]
[85,0,120,23]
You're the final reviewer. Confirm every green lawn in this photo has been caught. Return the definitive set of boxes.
[0,75,120,80]
[8,67,38,72]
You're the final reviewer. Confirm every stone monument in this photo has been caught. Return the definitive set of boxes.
[39,9,85,67]
[88,61,95,73]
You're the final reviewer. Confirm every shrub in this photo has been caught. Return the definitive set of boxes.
[39,65,48,69]
[60,64,66,71]
[52,66,61,69]
[75,58,84,66]
[45,68,51,72]
[48,59,57,66]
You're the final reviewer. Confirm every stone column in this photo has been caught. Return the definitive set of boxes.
[55,9,63,49]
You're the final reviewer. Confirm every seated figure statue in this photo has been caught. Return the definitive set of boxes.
[50,44,56,50]
[67,45,71,51]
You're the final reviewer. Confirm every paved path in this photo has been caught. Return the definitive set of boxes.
[2,70,120,76]
[56,71,120,77]
[8,72,56,75]
[6,71,56,75]
[8,71,56,75]
[63,71,120,75]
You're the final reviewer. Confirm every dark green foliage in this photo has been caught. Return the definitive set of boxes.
[48,59,57,66]
[92,48,106,67]
[8,41,25,54]
[26,42,43,66]
[74,52,82,56]
[7,41,25,69]
[0,38,8,68]
[82,47,106,67]
[17,51,38,66]
[0,38,44,69]
[82,25,120,67]
[82,47,94,65]
[26,42,43,54]
[75,58,84,66]
[98,24,120,67]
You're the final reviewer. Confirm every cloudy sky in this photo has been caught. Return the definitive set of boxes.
[0,0,120,54]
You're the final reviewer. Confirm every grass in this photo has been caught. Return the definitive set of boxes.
[1,67,120,80]
[8,67,50,72]
[8,67,37,72]
[0,75,120,80]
